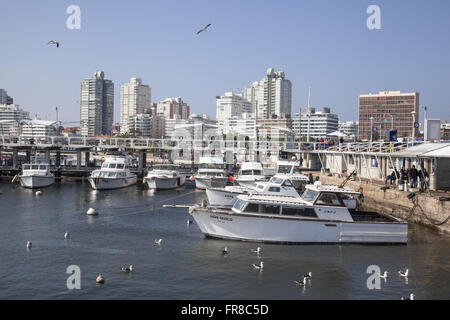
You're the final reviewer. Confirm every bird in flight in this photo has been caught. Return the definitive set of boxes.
[47,40,60,48]
[197,24,211,35]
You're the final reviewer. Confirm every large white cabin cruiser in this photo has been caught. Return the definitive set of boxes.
[234,162,268,188]
[194,156,228,190]
[190,183,408,244]
[18,162,55,188]
[88,155,137,190]
[206,174,307,206]
[275,160,310,190]
[144,164,186,190]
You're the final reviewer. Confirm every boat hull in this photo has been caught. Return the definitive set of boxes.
[195,177,228,190]
[145,176,186,190]
[191,209,408,244]
[88,176,137,190]
[19,175,55,188]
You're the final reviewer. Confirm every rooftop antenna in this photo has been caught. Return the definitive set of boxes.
[306,86,312,142]
[56,106,59,136]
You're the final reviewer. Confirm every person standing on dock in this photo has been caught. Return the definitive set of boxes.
[419,167,429,191]
[409,165,419,189]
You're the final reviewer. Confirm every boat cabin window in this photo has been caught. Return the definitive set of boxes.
[39,165,47,170]
[117,163,125,169]
[241,170,252,175]
[23,165,31,170]
[233,199,247,211]
[256,184,265,190]
[315,192,344,207]
[244,203,281,214]
[253,170,262,175]
[301,189,319,203]
[281,180,293,187]
[278,165,293,174]
[107,172,116,178]
[269,177,284,184]
[31,165,39,170]
[282,206,317,217]
[108,163,117,169]
[268,187,280,192]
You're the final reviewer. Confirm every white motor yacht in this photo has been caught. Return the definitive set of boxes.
[88,155,137,190]
[275,160,311,190]
[144,164,186,190]
[190,182,408,244]
[194,156,228,190]
[17,162,55,188]
[206,174,306,206]
[234,162,268,188]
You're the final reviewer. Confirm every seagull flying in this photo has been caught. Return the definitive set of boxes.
[294,277,308,286]
[401,293,415,300]
[154,239,162,245]
[197,23,211,35]
[252,261,264,270]
[121,265,133,273]
[398,269,409,277]
[47,40,60,48]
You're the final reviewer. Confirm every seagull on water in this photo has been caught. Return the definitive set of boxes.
[401,293,415,300]
[196,23,211,35]
[379,271,389,279]
[251,247,261,254]
[294,277,308,286]
[26,241,32,249]
[222,247,228,255]
[64,232,69,239]
[121,265,133,273]
[187,219,193,225]
[398,269,409,277]
[47,40,60,48]
[252,261,264,270]
[154,239,162,245]
[96,273,104,284]
[303,272,312,279]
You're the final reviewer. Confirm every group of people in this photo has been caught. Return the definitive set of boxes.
[385,165,430,191]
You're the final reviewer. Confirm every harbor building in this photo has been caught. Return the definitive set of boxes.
[358,91,419,140]
[20,119,57,136]
[120,77,151,135]
[0,89,13,105]
[80,71,114,137]
[243,68,292,119]
[292,107,339,140]
[216,92,252,124]
[0,104,30,135]
[339,121,359,139]
[156,97,190,120]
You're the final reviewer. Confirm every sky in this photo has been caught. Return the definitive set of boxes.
[1,0,449,125]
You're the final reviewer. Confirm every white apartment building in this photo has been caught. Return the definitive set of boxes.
[80,71,114,136]
[339,121,359,138]
[243,68,292,119]
[20,119,57,136]
[0,104,30,135]
[292,107,339,140]
[127,113,152,138]
[166,114,217,139]
[216,92,252,124]
[0,89,13,105]
[218,113,256,139]
[156,97,190,120]
[120,77,151,134]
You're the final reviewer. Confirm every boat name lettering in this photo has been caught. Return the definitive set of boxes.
[210,215,233,222]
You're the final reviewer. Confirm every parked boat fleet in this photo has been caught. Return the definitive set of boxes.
[10,154,409,244]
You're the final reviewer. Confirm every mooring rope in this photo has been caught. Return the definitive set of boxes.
[408,196,450,226]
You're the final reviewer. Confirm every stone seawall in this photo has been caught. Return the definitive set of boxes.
[314,173,450,235]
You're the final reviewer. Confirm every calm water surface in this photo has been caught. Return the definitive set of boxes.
[0,180,449,300]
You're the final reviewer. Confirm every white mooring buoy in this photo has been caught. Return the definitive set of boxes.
[86,208,98,216]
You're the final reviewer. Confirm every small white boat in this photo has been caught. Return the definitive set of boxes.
[144,164,186,190]
[191,183,408,244]
[234,162,268,188]
[194,156,228,190]
[206,174,305,206]
[88,155,137,190]
[18,162,55,189]
[275,160,311,190]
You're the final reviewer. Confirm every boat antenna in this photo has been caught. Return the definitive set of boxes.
[338,169,356,188]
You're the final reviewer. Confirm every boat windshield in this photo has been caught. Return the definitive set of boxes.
[301,189,319,203]
[233,199,247,211]
[23,165,31,170]
[277,165,293,173]
[269,177,284,184]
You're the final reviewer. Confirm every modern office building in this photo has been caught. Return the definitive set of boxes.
[127,113,152,138]
[156,97,190,120]
[80,71,114,136]
[120,77,151,135]
[165,114,216,139]
[339,121,359,138]
[0,104,30,135]
[0,89,13,105]
[20,119,57,136]
[218,113,256,139]
[216,92,252,124]
[292,107,339,140]
[257,114,293,140]
[243,68,292,119]
[358,91,419,140]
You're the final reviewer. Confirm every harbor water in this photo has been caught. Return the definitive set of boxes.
[0,180,449,300]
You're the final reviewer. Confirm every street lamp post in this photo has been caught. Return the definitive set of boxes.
[370,117,374,142]
[411,111,417,143]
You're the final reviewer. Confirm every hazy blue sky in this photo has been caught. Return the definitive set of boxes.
[1,0,449,124]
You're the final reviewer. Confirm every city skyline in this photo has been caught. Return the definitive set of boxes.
[1,1,450,124]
